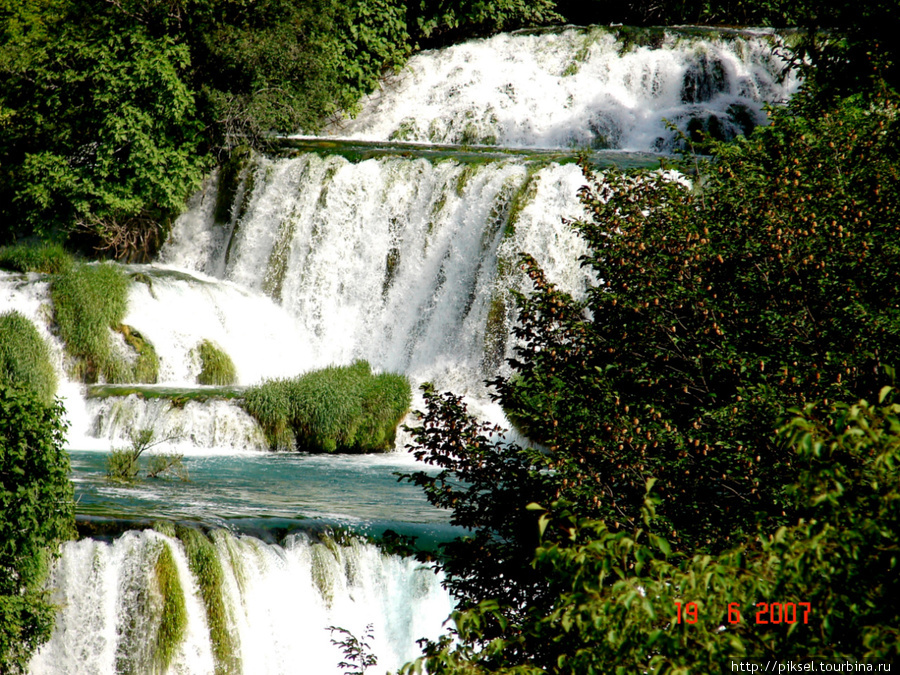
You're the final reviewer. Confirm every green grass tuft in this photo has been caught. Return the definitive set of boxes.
[50,263,159,384]
[50,263,129,382]
[194,339,237,386]
[154,542,188,672]
[0,242,73,274]
[242,360,411,452]
[176,526,239,675]
[117,324,159,384]
[0,311,58,406]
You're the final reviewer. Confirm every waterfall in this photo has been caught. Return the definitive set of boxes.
[325,26,799,150]
[3,26,806,674]
[29,529,452,675]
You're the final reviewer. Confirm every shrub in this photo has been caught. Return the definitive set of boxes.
[0,384,74,673]
[401,95,900,665]
[0,311,58,407]
[107,428,186,483]
[194,339,237,386]
[0,243,73,274]
[243,360,411,452]
[404,390,900,672]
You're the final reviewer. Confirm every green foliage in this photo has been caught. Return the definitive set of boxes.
[497,96,900,549]
[403,95,900,668]
[107,428,187,483]
[50,263,159,384]
[176,526,238,675]
[154,542,188,673]
[0,384,74,673]
[404,392,900,672]
[0,242,73,274]
[243,360,411,452]
[0,311,57,407]
[0,1,209,255]
[411,0,560,44]
[194,339,237,386]
[328,624,378,675]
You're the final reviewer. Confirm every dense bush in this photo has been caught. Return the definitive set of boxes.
[0,384,74,673]
[401,94,900,667]
[243,360,411,452]
[0,0,559,254]
[404,391,900,672]
[0,311,57,407]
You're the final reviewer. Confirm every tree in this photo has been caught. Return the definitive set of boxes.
[0,384,74,673]
[403,390,900,673]
[402,94,900,669]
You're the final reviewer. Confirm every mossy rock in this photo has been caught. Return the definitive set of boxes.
[115,324,159,384]
[175,526,239,675]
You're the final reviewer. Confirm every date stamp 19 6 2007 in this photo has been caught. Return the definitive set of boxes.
[675,601,812,625]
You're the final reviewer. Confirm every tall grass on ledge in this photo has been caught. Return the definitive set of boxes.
[50,263,158,383]
[0,242,73,274]
[194,339,237,386]
[0,311,58,407]
[242,360,411,452]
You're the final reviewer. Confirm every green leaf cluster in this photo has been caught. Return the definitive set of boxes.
[243,360,411,452]
[405,393,900,672]
[0,384,74,673]
[402,94,900,670]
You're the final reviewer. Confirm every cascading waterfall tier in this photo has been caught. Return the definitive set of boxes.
[162,152,595,399]
[324,25,800,150]
[29,529,452,675]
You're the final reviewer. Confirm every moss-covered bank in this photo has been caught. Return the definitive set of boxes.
[242,360,411,452]
[50,263,159,384]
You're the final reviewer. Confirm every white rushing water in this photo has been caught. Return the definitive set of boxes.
[30,529,451,675]
[325,26,799,150]
[161,155,593,398]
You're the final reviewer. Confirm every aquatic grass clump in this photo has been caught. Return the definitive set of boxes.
[117,324,159,384]
[153,542,188,673]
[194,339,237,386]
[242,360,411,452]
[0,311,58,406]
[176,526,239,675]
[50,262,128,382]
[0,242,73,274]
[50,263,159,383]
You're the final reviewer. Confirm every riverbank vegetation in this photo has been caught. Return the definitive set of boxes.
[0,385,74,674]
[400,61,900,675]
[243,361,411,452]
[0,311,57,407]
